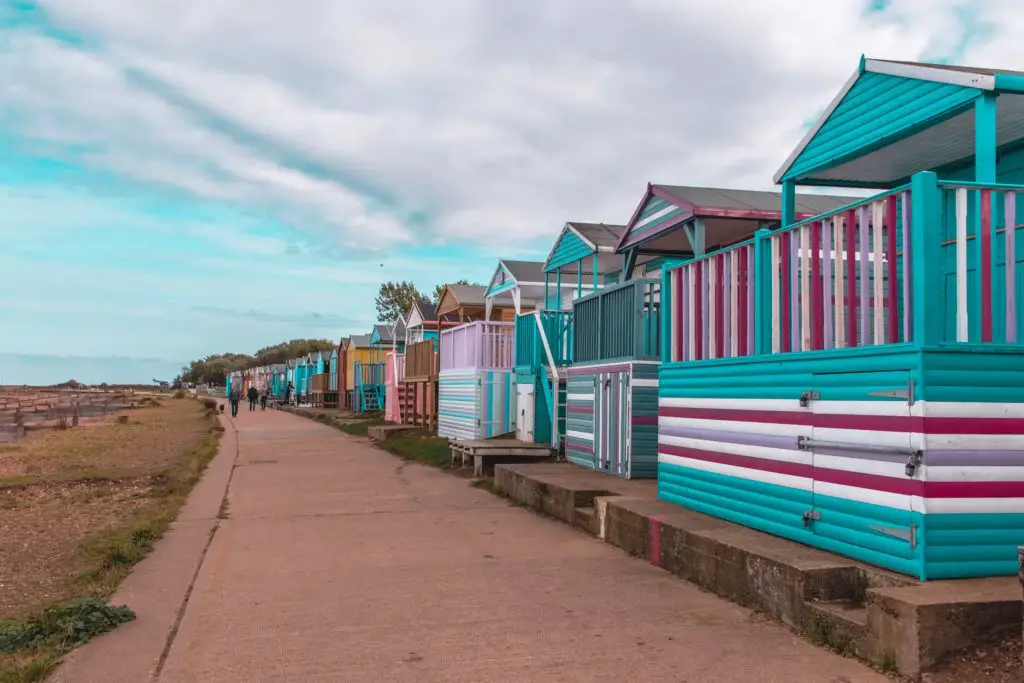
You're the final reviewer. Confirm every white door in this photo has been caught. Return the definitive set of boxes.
[516,382,535,442]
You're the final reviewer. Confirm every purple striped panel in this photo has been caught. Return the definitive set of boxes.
[659,424,797,450]
[925,449,1024,467]
[822,218,833,349]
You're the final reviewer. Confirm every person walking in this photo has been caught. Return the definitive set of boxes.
[285,381,294,405]
[260,386,268,411]
[247,384,259,412]
[228,389,240,418]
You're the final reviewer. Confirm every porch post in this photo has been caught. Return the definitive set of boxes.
[544,271,550,309]
[592,252,598,290]
[975,93,997,183]
[753,228,771,355]
[576,260,582,300]
[782,180,796,227]
[910,172,943,347]
[555,268,562,309]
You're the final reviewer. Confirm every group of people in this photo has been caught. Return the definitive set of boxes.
[226,382,295,417]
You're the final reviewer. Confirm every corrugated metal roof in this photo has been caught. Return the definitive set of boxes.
[653,185,853,215]
[348,333,372,348]
[501,259,546,283]
[568,222,625,249]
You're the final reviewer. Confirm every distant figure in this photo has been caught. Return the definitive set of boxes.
[247,385,258,412]
[285,381,294,405]
[228,391,240,418]
[260,386,268,411]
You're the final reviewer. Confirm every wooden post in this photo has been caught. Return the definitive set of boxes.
[72,400,80,427]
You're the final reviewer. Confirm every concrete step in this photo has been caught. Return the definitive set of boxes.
[805,600,868,657]
[573,506,598,535]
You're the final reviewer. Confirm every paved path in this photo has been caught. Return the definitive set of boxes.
[56,407,886,682]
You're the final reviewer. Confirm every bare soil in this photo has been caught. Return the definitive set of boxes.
[924,629,1022,683]
[0,398,215,619]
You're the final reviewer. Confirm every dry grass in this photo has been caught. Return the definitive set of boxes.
[0,399,222,681]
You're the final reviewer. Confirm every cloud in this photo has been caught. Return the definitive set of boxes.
[0,0,1011,255]
[190,305,362,327]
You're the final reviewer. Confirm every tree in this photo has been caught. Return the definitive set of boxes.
[375,281,428,324]
[433,279,471,304]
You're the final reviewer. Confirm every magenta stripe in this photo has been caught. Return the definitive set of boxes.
[701,262,709,358]
[681,266,690,361]
[1006,192,1017,343]
[567,405,591,414]
[723,251,732,356]
[790,229,799,351]
[633,416,657,426]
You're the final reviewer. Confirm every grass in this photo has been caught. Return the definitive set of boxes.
[381,431,453,468]
[339,417,388,436]
[469,476,504,496]
[805,614,856,658]
[0,398,222,681]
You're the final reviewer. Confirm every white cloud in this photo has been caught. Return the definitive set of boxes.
[5,0,1019,256]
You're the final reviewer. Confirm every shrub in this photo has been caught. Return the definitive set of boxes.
[0,598,135,655]
[202,398,218,411]
[172,390,187,399]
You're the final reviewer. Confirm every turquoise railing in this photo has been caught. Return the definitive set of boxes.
[573,278,660,363]
[515,310,573,371]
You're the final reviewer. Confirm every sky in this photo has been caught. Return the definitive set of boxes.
[0,0,1020,385]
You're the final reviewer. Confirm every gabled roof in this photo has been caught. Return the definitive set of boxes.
[571,222,624,248]
[445,284,487,307]
[484,259,546,299]
[346,333,372,349]
[369,323,398,346]
[617,183,852,253]
[775,56,1024,186]
[411,300,437,322]
[501,260,545,283]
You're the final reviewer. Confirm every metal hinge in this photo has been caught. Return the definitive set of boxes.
[802,509,821,526]
[799,391,819,407]
[870,523,918,549]
[867,379,916,405]
[905,451,923,478]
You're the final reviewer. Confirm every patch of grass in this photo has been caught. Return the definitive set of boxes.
[805,615,856,657]
[382,432,452,468]
[0,597,135,683]
[339,418,388,436]
[875,651,899,675]
[470,476,504,496]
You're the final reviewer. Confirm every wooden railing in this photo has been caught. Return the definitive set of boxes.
[573,278,660,363]
[309,374,329,392]
[404,339,439,381]
[662,173,1024,363]
[439,321,515,371]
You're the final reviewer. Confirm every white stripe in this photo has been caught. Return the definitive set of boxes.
[956,188,969,342]
[566,429,593,442]
[834,214,846,348]
[637,202,678,229]
[926,466,1024,482]
[660,433,810,465]
[708,257,717,359]
[567,393,593,401]
[923,402,1024,418]
[659,452,812,491]
[770,236,780,353]
[800,223,811,351]
[814,453,908,479]
[872,200,885,345]
[660,415,806,437]
[923,433,1024,449]
[924,497,1024,514]
[814,481,912,511]
[631,379,659,388]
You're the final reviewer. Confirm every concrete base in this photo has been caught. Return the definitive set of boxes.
[495,463,1021,680]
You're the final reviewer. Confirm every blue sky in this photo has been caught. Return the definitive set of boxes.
[0,0,1009,384]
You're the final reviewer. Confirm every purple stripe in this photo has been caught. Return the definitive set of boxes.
[822,217,833,349]
[1006,192,1017,343]
[681,266,690,361]
[925,449,1024,467]
[659,424,797,450]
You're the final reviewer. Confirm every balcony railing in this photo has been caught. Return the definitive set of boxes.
[439,321,515,372]
[515,310,573,371]
[354,361,384,387]
[662,172,1023,364]
[573,278,660,363]
[404,339,439,381]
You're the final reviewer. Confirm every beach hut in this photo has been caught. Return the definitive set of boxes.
[481,260,545,320]
[401,301,455,431]
[344,334,374,411]
[437,320,516,441]
[435,284,489,323]
[512,224,628,448]
[324,347,340,408]
[657,57,1024,580]
[567,185,850,480]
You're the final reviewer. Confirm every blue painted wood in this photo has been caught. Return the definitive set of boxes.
[546,227,593,272]
[785,71,981,181]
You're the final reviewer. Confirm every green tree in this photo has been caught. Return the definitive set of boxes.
[433,279,471,304]
[375,281,428,324]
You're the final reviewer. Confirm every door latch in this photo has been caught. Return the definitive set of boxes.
[905,451,923,478]
[802,510,821,527]
[799,391,819,407]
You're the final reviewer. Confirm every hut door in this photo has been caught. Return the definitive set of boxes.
[516,381,535,442]
[805,371,918,561]
[594,370,629,476]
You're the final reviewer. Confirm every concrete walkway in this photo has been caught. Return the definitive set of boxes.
[55,407,886,682]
